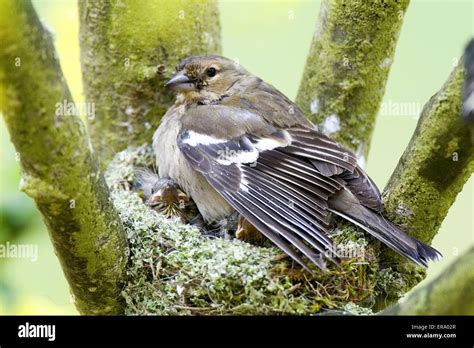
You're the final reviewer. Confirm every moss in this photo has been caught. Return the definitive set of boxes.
[296,0,409,156]
[79,0,222,167]
[107,146,382,315]
[0,0,128,314]
[377,268,405,296]
[342,302,374,316]
[380,63,473,301]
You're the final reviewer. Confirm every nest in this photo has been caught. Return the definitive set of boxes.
[105,145,405,315]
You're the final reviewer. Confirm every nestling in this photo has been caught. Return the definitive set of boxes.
[153,55,442,270]
[135,168,197,223]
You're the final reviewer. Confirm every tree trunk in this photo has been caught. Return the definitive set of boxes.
[0,0,128,314]
[296,0,409,162]
[377,61,473,309]
[79,0,222,167]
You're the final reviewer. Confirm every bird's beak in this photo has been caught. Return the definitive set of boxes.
[165,71,195,92]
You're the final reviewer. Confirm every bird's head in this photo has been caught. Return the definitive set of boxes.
[165,55,248,104]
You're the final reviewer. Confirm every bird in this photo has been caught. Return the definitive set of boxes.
[152,55,442,271]
[135,168,197,223]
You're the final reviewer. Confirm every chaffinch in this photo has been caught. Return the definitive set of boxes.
[135,169,196,223]
[153,55,441,270]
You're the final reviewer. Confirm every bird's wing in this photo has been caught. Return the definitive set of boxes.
[238,79,383,211]
[178,105,378,270]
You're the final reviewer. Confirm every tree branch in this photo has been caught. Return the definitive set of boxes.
[377,60,473,309]
[382,246,474,315]
[295,1,473,312]
[296,0,409,161]
[79,0,222,167]
[0,0,128,314]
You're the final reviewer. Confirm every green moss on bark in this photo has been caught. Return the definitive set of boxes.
[378,62,473,308]
[79,0,222,167]
[296,0,409,158]
[0,0,128,314]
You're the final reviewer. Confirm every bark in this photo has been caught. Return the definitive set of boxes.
[376,61,473,309]
[0,0,128,314]
[382,246,474,315]
[79,0,222,167]
[296,0,409,161]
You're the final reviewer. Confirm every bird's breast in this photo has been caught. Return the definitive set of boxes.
[153,106,234,223]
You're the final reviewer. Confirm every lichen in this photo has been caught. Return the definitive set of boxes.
[319,114,341,136]
[375,268,406,299]
[342,302,374,315]
[106,146,385,315]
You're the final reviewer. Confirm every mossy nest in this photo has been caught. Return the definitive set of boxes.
[105,145,405,315]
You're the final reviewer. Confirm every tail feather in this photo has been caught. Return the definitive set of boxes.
[328,190,442,267]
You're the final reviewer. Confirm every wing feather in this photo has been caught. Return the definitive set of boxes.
[241,168,332,225]
[177,115,380,270]
[220,191,319,270]
[233,191,329,269]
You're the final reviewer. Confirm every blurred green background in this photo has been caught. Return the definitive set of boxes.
[0,0,472,315]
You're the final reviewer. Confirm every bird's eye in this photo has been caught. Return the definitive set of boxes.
[206,67,217,77]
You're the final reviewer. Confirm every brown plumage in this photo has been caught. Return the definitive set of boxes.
[152,55,441,270]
